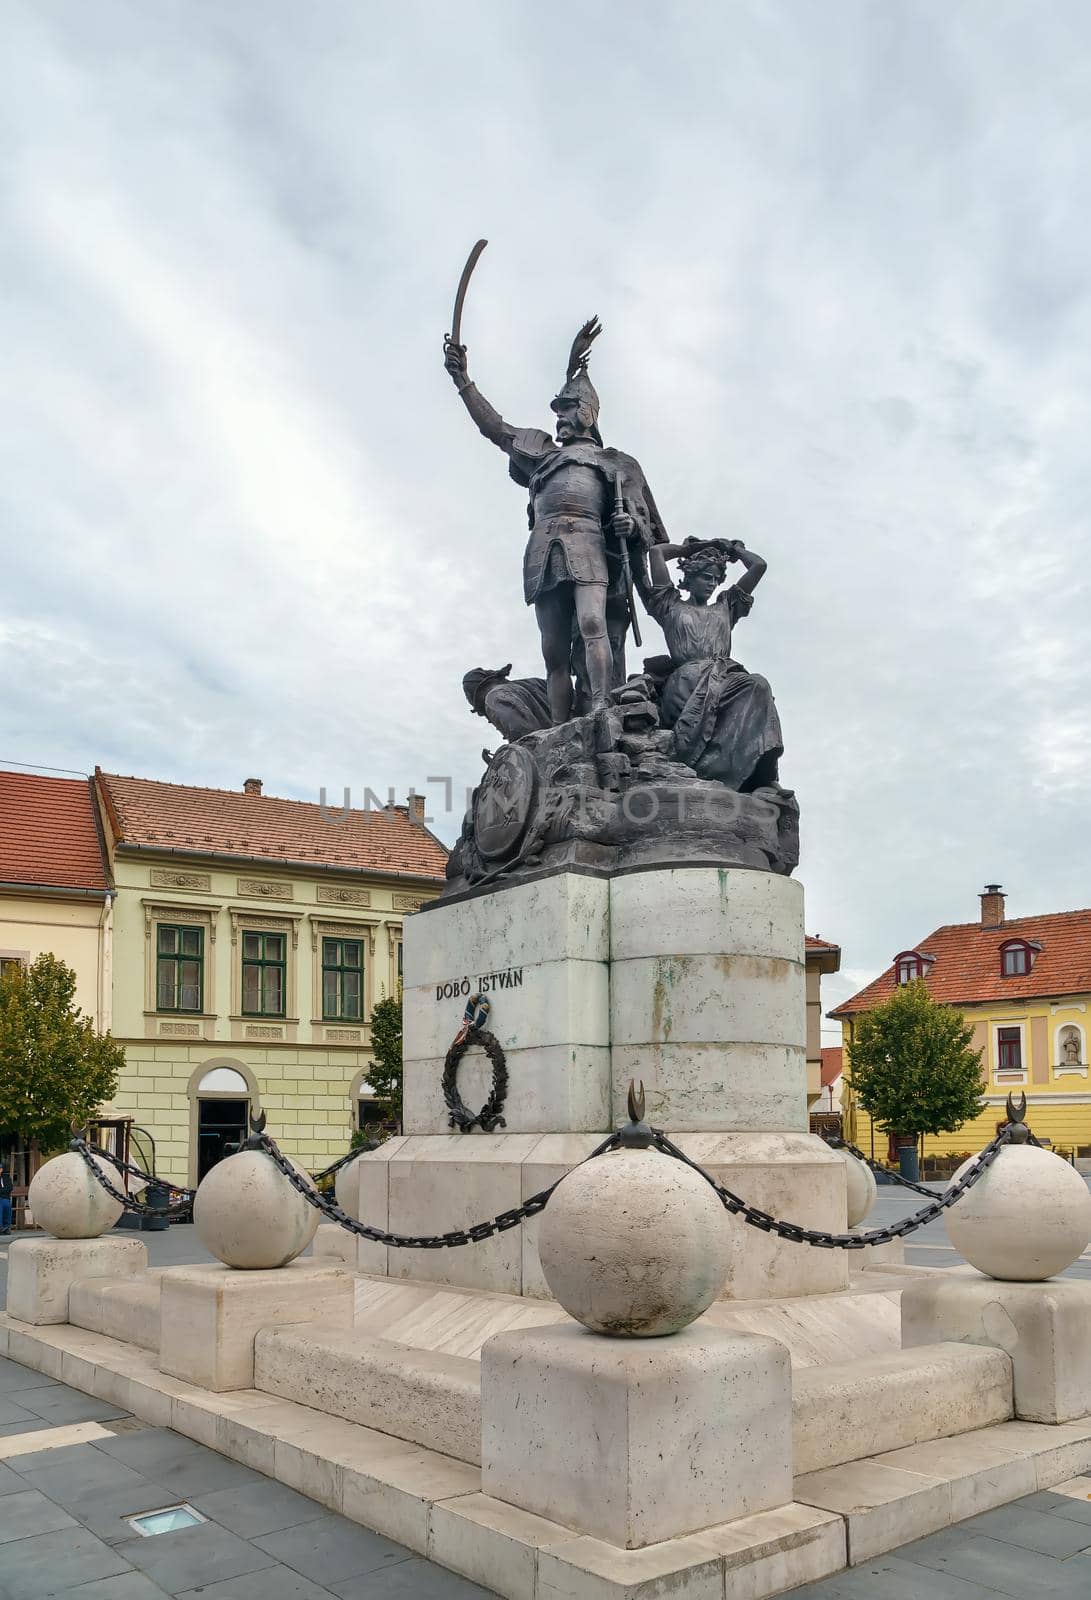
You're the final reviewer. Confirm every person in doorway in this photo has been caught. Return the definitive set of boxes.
[0,1162,13,1233]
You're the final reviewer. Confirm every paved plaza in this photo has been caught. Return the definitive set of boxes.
[2,1179,1090,1597]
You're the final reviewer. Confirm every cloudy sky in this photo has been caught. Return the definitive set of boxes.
[4,1,1090,1028]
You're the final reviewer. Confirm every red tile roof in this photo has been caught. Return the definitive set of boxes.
[0,771,109,892]
[806,936,840,953]
[97,771,448,883]
[820,1046,843,1088]
[830,907,1091,1018]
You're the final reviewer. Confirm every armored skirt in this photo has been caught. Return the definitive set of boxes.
[645,580,783,793]
[523,514,609,604]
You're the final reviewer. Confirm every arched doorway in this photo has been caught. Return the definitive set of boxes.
[188,1063,259,1184]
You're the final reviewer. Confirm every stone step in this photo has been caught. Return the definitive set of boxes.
[255,1326,1014,1479]
[254,1324,482,1463]
[793,1342,1013,1473]
[68,1272,161,1352]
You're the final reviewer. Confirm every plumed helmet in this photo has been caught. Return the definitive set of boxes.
[551,317,604,446]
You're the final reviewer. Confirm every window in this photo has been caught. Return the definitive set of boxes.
[894,951,932,985]
[157,926,203,1013]
[242,931,286,1017]
[322,937,364,1021]
[1000,940,1036,978]
[997,1026,1023,1073]
[0,956,25,983]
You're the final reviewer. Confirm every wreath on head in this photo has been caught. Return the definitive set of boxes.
[442,995,509,1133]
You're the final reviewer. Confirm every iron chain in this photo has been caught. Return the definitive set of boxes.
[255,1130,620,1248]
[649,1126,1013,1250]
[72,1123,1014,1250]
[70,1140,195,1219]
[822,1135,944,1198]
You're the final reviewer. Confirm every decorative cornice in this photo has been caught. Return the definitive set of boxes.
[317,885,372,907]
[150,868,211,893]
[237,878,294,902]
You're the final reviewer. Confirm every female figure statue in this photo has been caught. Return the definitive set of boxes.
[642,537,783,792]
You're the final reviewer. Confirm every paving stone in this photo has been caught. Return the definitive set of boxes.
[0,1395,37,1425]
[94,1428,265,1493]
[953,1505,1091,1558]
[177,1564,340,1598]
[19,1450,151,1504]
[113,1520,278,1595]
[15,1383,127,1425]
[900,1530,1090,1595]
[0,1417,54,1437]
[826,1553,1018,1598]
[0,1457,28,1495]
[60,1574,172,1598]
[0,1523,134,1599]
[1015,1488,1091,1525]
[10,1440,130,1475]
[0,1357,58,1395]
[47,1478,181,1544]
[0,1485,78,1543]
[332,1557,495,1600]
[189,1478,329,1539]
[254,1514,412,1586]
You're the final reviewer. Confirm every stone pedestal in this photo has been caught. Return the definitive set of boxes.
[359,866,848,1301]
[608,868,808,1130]
[6,1236,148,1326]
[158,1259,354,1392]
[403,870,611,1135]
[481,1322,792,1548]
[902,1275,1091,1424]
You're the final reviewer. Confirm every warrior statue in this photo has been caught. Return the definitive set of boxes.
[443,318,667,723]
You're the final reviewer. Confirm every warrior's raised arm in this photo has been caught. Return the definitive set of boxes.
[442,338,532,455]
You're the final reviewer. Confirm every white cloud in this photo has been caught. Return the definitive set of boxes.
[4,0,1091,1003]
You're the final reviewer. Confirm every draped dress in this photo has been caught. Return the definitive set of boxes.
[643,580,783,792]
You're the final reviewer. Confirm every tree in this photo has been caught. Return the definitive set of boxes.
[367,988,403,1128]
[0,953,124,1158]
[846,980,985,1152]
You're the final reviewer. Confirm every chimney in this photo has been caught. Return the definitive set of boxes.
[243,778,263,796]
[408,791,426,823]
[980,883,1006,928]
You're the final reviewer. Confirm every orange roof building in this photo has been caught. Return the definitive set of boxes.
[90,770,447,1187]
[832,885,1091,1161]
[0,769,112,1031]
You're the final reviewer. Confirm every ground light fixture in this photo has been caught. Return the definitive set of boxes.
[125,1504,207,1536]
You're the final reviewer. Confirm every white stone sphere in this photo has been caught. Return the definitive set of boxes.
[28,1151,123,1239]
[334,1151,366,1220]
[537,1146,734,1336]
[946,1144,1091,1281]
[834,1149,877,1227]
[194,1149,320,1269]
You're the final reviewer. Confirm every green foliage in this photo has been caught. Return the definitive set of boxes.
[0,953,125,1153]
[367,987,403,1125]
[846,980,985,1139]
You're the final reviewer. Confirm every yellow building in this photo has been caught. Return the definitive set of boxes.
[831,885,1091,1162]
[805,935,841,1105]
[93,771,446,1186]
[0,769,113,1028]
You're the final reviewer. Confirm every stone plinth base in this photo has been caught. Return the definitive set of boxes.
[6,1236,147,1326]
[355,1130,849,1299]
[158,1259,354,1392]
[902,1275,1091,1424]
[481,1322,792,1549]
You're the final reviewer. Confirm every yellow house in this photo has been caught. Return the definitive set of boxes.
[831,884,1091,1161]
[92,771,446,1186]
[805,935,841,1105]
[0,768,113,1028]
